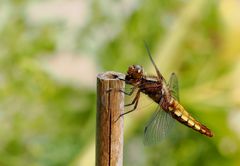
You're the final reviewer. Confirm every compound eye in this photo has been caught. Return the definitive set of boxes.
[135,65,142,72]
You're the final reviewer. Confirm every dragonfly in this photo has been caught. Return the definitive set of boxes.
[118,43,213,145]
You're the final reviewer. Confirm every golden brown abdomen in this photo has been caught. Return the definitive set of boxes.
[168,100,213,137]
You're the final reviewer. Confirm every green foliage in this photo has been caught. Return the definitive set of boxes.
[1,0,239,166]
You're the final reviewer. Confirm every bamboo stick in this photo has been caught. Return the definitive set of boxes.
[96,72,125,166]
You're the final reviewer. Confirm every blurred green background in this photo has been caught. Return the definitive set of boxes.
[0,0,240,166]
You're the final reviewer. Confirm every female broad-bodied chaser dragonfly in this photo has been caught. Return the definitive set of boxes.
[118,43,213,145]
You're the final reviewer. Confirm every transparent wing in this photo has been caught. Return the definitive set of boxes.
[143,73,179,145]
[143,106,174,145]
[144,41,164,80]
[168,73,179,101]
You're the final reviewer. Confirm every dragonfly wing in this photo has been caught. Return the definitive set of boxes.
[143,106,174,145]
[144,41,164,80]
[168,73,179,101]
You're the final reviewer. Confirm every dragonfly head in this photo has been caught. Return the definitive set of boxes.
[125,65,144,85]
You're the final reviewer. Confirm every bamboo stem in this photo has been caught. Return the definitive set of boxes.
[96,71,125,166]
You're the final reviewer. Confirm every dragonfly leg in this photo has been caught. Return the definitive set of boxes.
[124,87,140,106]
[125,93,138,107]
[106,86,137,96]
[119,86,137,96]
[114,90,140,122]
[121,90,140,116]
